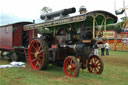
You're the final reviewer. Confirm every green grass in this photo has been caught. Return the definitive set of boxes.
[0,50,128,85]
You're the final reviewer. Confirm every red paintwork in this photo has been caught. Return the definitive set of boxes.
[28,30,37,44]
[104,39,121,44]
[13,24,22,47]
[121,32,128,34]
[52,45,58,48]
[0,25,13,49]
[0,22,37,50]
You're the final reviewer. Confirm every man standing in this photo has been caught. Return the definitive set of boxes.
[105,42,109,56]
[101,44,105,56]
[94,45,99,56]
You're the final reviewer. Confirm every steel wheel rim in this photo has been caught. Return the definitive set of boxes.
[29,40,44,70]
[88,55,102,74]
[64,57,78,77]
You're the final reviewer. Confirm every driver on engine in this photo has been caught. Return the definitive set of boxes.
[79,6,87,14]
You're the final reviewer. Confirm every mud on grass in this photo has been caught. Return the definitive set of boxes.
[0,50,128,85]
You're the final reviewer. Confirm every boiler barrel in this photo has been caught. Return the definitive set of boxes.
[40,7,76,20]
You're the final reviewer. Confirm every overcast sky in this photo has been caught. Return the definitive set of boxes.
[0,0,128,26]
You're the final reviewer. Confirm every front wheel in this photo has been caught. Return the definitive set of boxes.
[87,55,104,74]
[64,56,80,77]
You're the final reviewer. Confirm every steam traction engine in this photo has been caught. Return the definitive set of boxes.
[24,7,117,77]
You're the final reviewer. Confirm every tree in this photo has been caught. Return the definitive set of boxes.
[105,21,124,33]
[41,6,52,14]
[38,7,52,34]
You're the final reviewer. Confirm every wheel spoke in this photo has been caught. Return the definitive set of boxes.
[71,64,76,69]
[90,59,93,64]
[93,58,95,62]
[93,68,96,73]
[69,70,73,76]
[30,52,35,55]
[68,61,70,66]
[39,57,43,63]
[38,45,42,52]
[97,63,101,67]
[94,57,97,62]
[91,67,94,73]
[32,58,38,63]
[35,61,41,67]
[32,44,38,51]
[35,41,39,49]
[96,67,99,73]
[97,66,101,70]
[94,67,97,73]
[72,70,77,75]
[95,60,99,65]
[39,54,43,58]
[39,50,44,54]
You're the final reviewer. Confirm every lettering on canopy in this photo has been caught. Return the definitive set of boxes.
[24,15,86,31]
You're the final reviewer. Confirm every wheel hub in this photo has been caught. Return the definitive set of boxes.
[68,65,72,70]
[94,63,97,67]
[91,63,97,68]
[35,52,39,58]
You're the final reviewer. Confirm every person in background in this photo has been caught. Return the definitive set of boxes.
[79,6,87,14]
[101,44,105,56]
[94,44,99,56]
[105,42,110,56]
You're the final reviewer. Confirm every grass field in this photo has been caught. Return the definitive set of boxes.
[0,50,128,85]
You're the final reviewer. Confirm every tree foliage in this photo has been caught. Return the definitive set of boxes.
[38,7,52,34]
[105,21,125,33]
[41,6,52,14]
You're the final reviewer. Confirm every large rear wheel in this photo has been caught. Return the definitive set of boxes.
[87,55,104,74]
[64,56,80,77]
[29,38,49,70]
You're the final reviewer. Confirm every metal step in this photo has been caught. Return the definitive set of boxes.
[24,48,29,62]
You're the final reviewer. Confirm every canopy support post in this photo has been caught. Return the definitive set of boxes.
[93,16,96,39]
